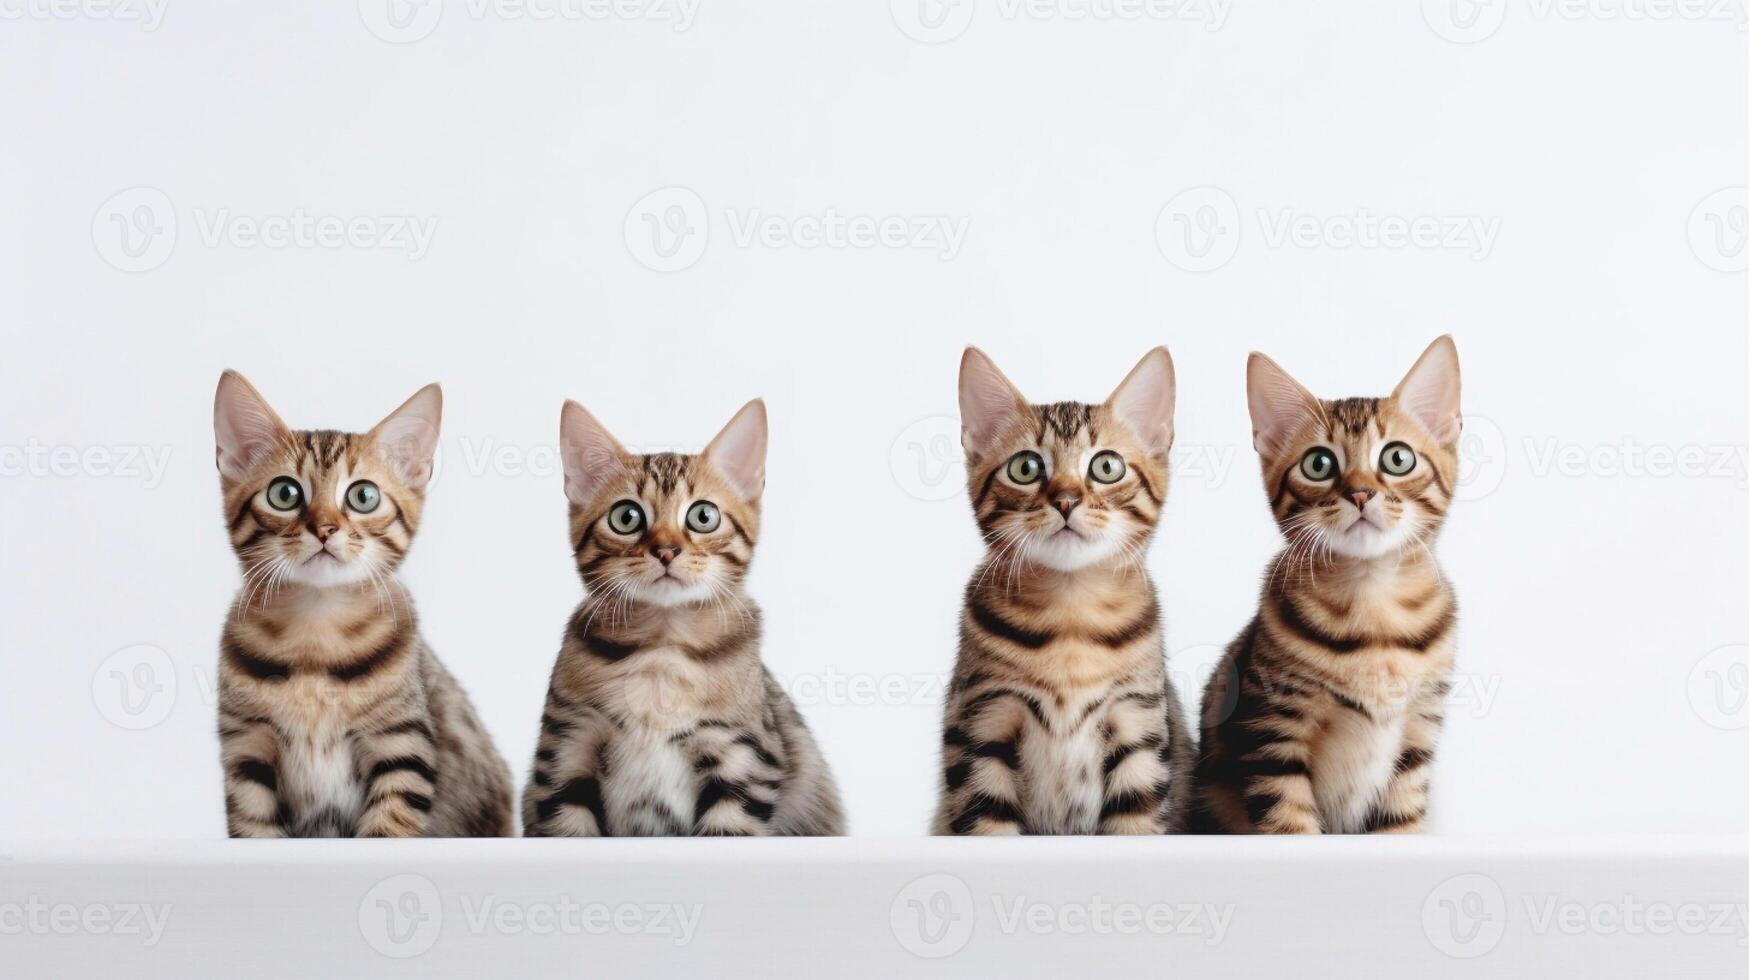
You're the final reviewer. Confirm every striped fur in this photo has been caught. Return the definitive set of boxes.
[522,401,844,837]
[934,348,1193,835]
[213,372,513,838]
[1192,338,1462,834]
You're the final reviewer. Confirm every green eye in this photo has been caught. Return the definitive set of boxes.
[265,477,303,511]
[607,500,645,535]
[1300,448,1339,482]
[1089,451,1126,484]
[686,501,721,534]
[1380,442,1418,477]
[346,480,381,513]
[1006,451,1044,486]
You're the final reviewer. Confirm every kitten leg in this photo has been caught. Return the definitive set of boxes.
[1098,689,1173,835]
[354,713,438,839]
[939,691,1030,835]
[1235,711,1322,835]
[220,713,285,838]
[1366,684,1447,834]
[524,704,614,837]
[689,729,780,837]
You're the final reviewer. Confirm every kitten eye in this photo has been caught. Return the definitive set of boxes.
[265,477,304,511]
[1005,451,1044,486]
[1379,442,1418,477]
[686,501,721,534]
[1300,448,1339,482]
[1088,451,1126,484]
[607,500,646,535]
[345,480,381,514]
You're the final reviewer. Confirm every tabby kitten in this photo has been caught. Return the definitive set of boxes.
[1193,337,1462,835]
[522,399,844,837]
[213,371,513,838]
[934,347,1194,835]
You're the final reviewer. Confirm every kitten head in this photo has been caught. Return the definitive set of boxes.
[958,346,1176,573]
[560,399,765,609]
[1246,335,1462,561]
[214,370,441,590]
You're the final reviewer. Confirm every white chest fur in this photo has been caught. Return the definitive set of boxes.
[279,723,362,835]
[1311,707,1405,834]
[1019,706,1105,835]
[603,726,695,836]
[601,647,709,835]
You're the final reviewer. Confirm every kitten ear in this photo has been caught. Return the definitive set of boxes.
[213,370,290,483]
[958,346,1031,461]
[1392,335,1463,446]
[702,399,768,501]
[1246,352,1324,458]
[369,383,443,491]
[1105,346,1177,458]
[559,400,631,508]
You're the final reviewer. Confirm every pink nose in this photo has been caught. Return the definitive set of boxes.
[1053,493,1081,517]
[1349,490,1375,509]
[315,523,339,541]
[654,546,681,566]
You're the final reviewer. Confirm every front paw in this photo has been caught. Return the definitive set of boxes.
[357,799,429,838]
[1100,814,1167,835]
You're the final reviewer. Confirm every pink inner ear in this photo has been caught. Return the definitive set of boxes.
[704,401,767,500]
[1253,381,1318,453]
[559,403,627,507]
[1395,338,1462,444]
[1248,357,1324,458]
[958,350,1029,456]
[1399,388,1462,444]
[1107,349,1176,456]
[560,444,622,507]
[214,374,287,481]
[373,394,441,490]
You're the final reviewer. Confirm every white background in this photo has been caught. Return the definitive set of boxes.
[1,0,1745,840]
